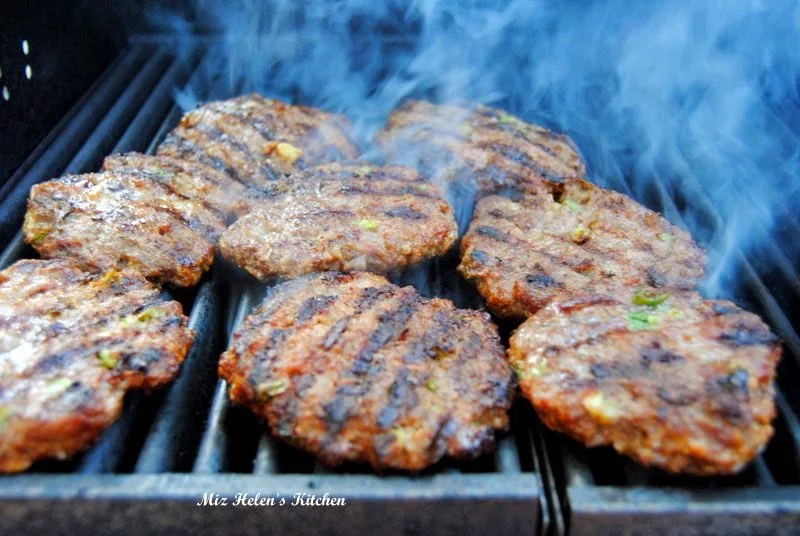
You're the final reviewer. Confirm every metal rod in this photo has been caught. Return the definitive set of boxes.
[61,52,172,176]
[193,289,256,473]
[110,50,200,155]
[76,395,145,474]
[134,279,222,473]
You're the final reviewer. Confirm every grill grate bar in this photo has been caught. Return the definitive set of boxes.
[133,279,222,473]
[0,47,149,249]
[635,176,800,483]
[60,53,172,177]
[193,288,256,473]
[109,49,201,156]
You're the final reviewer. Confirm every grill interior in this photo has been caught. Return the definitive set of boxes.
[0,39,799,535]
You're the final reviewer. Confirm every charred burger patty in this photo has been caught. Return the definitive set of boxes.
[0,259,193,472]
[508,289,780,475]
[219,271,513,471]
[219,163,459,280]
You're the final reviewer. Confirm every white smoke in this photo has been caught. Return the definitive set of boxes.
[153,0,800,298]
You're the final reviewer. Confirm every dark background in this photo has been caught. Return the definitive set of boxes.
[0,1,147,183]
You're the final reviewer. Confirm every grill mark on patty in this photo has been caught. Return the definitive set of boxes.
[337,183,438,200]
[296,295,338,323]
[201,124,281,183]
[323,293,420,438]
[475,226,511,242]
[384,207,426,220]
[718,324,780,347]
[278,283,406,437]
[108,171,222,237]
[22,297,166,356]
[484,143,567,183]
[402,311,454,365]
[320,285,399,351]
[116,165,229,220]
[246,328,291,397]
[376,366,419,430]
[159,135,253,187]
[105,154,242,219]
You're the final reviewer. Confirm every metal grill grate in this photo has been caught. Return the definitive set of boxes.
[0,42,545,536]
[0,39,798,535]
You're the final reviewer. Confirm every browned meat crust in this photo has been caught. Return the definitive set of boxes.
[103,152,261,221]
[219,271,513,471]
[218,163,459,280]
[458,177,706,319]
[157,94,359,190]
[509,289,780,475]
[377,100,585,196]
[24,170,223,287]
[0,259,194,472]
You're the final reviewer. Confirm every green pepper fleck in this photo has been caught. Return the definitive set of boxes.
[97,349,118,370]
[628,311,661,331]
[632,290,670,307]
[563,199,582,213]
[358,165,373,175]
[0,406,11,432]
[425,379,439,392]
[357,219,380,231]
[259,379,289,398]
[137,308,166,321]
[498,112,518,124]
[31,230,50,243]
[658,232,674,242]
[43,378,74,395]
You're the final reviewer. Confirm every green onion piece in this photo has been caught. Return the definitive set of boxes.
[628,311,661,331]
[0,406,12,432]
[357,219,380,231]
[97,349,118,370]
[658,232,674,242]
[137,308,166,321]
[43,378,74,395]
[563,199,581,213]
[571,225,591,244]
[632,290,670,307]
[498,112,517,124]
[260,379,289,398]
[425,379,439,392]
[31,230,50,243]
[358,165,373,174]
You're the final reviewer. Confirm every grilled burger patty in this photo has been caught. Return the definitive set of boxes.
[24,170,224,287]
[0,259,193,472]
[157,94,359,190]
[458,177,706,319]
[218,163,459,280]
[219,271,513,471]
[377,100,585,196]
[103,152,260,221]
[509,289,781,475]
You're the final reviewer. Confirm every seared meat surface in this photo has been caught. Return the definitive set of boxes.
[218,163,458,280]
[219,271,513,471]
[103,152,259,221]
[458,177,706,319]
[377,100,585,197]
[157,94,359,190]
[509,289,780,475]
[0,259,193,472]
[24,170,223,287]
